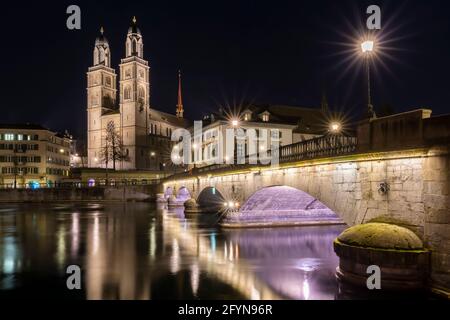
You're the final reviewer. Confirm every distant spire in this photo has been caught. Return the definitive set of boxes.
[100,26,104,35]
[176,70,184,118]
[321,92,329,112]
[132,16,137,24]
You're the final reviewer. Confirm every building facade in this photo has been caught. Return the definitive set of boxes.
[177,104,332,168]
[87,18,190,171]
[0,124,71,188]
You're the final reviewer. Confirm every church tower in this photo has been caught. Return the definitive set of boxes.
[87,27,117,168]
[119,17,151,170]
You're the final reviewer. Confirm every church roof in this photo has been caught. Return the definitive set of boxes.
[128,16,141,35]
[149,109,192,128]
[95,27,109,46]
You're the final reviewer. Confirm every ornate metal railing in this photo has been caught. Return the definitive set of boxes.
[277,134,357,163]
[186,135,358,175]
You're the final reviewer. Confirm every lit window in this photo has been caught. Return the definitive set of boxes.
[262,114,269,122]
[5,134,14,141]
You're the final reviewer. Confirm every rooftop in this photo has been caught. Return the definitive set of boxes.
[0,123,51,131]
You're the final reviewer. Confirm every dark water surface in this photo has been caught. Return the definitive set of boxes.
[0,202,375,299]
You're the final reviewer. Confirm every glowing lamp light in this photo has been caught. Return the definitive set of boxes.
[192,143,198,150]
[259,145,265,151]
[150,151,156,157]
[330,122,341,133]
[231,119,239,127]
[361,40,374,53]
[59,149,65,154]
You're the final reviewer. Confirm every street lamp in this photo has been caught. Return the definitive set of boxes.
[330,122,341,134]
[361,39,376,119]
[231,119,239,127]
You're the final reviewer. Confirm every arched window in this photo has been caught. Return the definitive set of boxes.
[124,86,131,100]
[138,87,145,100]
[132,40,137,55]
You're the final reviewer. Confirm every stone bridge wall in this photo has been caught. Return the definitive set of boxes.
[163,147,450,291]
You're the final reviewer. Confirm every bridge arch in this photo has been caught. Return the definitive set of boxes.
[176,186,191,202]
[197,186,226,212]
[164,186,174,199]
[233,185,343,226]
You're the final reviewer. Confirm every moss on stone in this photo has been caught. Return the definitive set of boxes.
[184,199,200,209]
[367,215,409,226]
[337,223,424,250]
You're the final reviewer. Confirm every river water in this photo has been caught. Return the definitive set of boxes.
[0,202,392,300]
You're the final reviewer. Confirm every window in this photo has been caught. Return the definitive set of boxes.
[5,134,14,141]
[124,86,131,100]
[262,113,270,122]
[132,40,137,55]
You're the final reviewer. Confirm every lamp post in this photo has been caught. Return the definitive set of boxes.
[361,40,376,119]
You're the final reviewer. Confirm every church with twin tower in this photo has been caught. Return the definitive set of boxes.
[87,17,189,170]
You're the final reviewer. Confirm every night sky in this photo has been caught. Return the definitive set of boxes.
[1,0,450,140]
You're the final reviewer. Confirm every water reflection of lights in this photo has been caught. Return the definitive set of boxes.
[149,224,156,260]
[162,214,280,300]
[303,277,310,300]
[93,214,100,255]
[1,237,19,275]
[191,263,200,296]
[71,212,80,257]
[57,225,66,269]
[170,238,180,274]
[210,233,216,253]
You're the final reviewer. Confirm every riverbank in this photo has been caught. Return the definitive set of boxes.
[0,186,157,202]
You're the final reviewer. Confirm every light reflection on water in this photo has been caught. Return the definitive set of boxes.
[0,202,345,300]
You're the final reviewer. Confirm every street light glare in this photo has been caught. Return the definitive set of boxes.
[330,122,341,133]
[361,40,374,53]
[231,119,239,127]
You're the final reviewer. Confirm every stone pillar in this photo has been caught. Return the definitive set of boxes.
[423,151,450,295]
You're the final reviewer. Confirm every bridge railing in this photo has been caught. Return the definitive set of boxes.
[185,135,358,176]
[277,134,358,163]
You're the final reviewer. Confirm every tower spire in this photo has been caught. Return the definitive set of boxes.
[176,70,184,118]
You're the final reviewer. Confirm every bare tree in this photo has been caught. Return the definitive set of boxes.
[100,121,128,172]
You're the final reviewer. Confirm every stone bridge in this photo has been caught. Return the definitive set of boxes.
[161,110,450,294]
